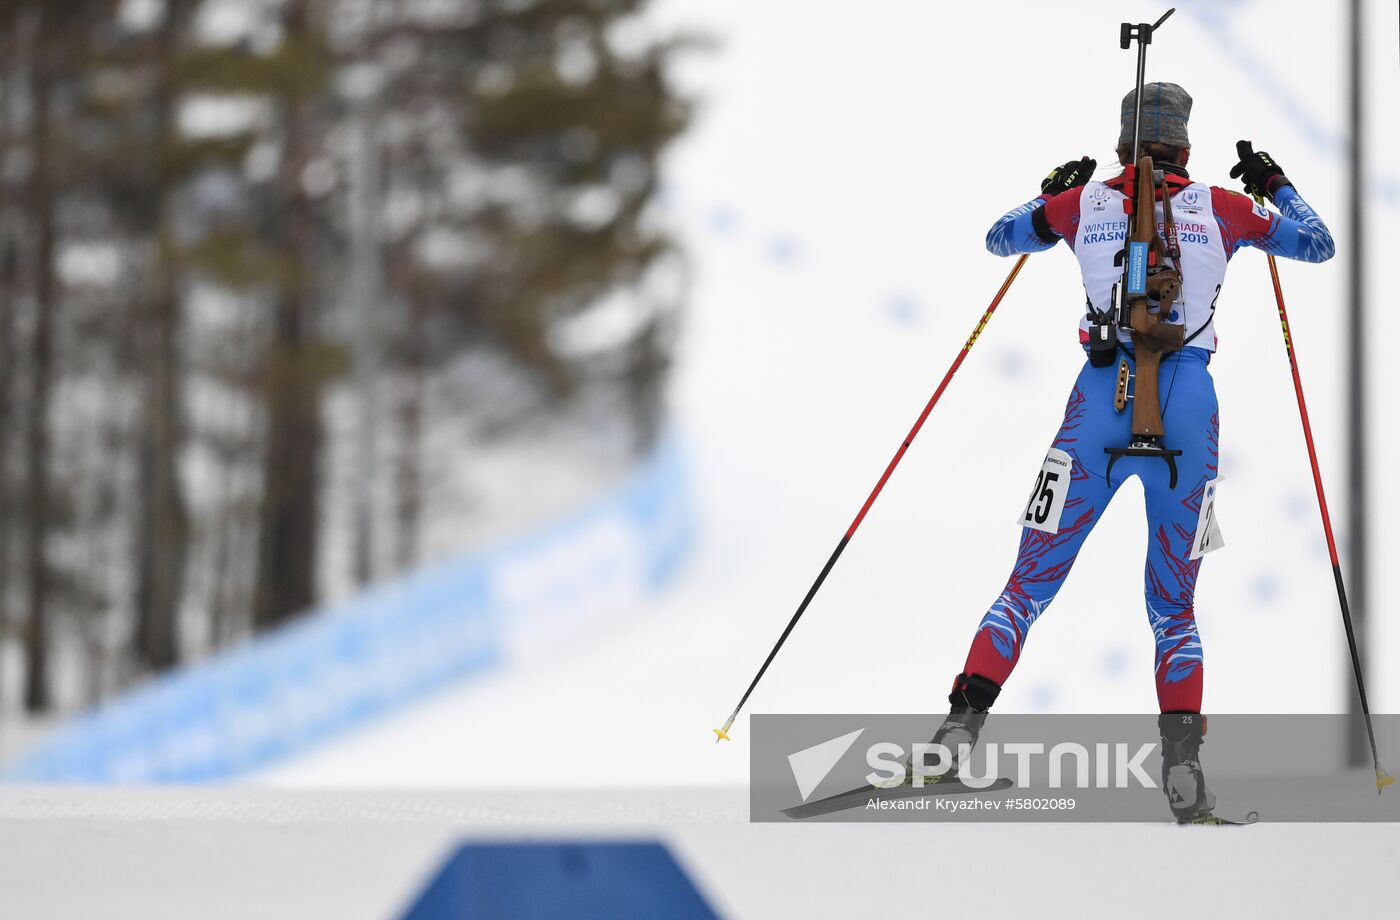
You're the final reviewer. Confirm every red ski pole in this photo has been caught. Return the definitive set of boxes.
[1258,224,1392,792]
[713,253,1030,742]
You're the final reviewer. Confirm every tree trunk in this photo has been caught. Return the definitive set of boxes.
[394,259,425,572]
[23,28,56,712]
[0,222,15,711]
[132,0,190,671]
[253,295,322,629]
[253,0,322,629]
[0,19,21,711]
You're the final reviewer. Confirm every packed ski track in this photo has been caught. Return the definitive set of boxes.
[2,786,1399,919]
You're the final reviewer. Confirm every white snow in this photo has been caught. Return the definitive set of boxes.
[6,3,1400,917]
[0,785,1397,919]
[257,0,1400,792]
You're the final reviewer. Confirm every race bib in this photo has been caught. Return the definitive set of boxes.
[1018,448,1073,534]
[1189,476,1225,560]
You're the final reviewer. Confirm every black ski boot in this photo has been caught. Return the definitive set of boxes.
[1159,712,1219,824]
[910,673,1001,784]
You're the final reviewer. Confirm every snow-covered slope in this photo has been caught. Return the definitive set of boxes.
[259,0,1400,788]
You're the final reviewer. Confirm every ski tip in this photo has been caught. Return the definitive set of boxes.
[712,727,731,743]
[1377,768,1394,794]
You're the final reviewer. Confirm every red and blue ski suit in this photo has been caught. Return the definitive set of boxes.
[967,167,1333,712]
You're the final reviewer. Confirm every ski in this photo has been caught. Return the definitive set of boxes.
[782,776,1015,820]
[1178,810,1260,826]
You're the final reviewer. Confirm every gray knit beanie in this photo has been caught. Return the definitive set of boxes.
[1119,82,1192,148]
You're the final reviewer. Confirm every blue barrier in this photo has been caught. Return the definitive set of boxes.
[401,841,720,920]
[5,439,692,783]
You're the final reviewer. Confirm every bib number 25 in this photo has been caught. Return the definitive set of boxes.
[1018,448,1073,534]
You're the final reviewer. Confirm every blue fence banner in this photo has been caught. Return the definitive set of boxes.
[5,439,691,783]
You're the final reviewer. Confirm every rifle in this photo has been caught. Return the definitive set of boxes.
[1103,9,1186,489]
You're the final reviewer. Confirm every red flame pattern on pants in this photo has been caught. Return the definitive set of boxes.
[962,351,1219,713]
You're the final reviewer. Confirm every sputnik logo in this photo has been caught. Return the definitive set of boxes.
[787,729,864,802]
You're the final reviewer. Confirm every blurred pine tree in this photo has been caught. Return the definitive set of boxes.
[0,0,694,711]
[347,0,694,567]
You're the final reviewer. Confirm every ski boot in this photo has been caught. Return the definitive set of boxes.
[908,672,1001,786]
[1159,712,1220,824]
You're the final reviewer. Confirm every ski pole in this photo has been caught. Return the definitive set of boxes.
[1255,212,1393,793]
[713,253,1030,742]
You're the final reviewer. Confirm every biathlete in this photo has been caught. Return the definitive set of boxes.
[933,82,1334,822]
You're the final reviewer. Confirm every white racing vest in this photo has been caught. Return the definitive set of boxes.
[1073,180,1228,351]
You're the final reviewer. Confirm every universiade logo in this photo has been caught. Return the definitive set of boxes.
[788,733,1160,802]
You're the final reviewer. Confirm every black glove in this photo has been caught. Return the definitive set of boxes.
[1040,156,1096,197]
[1229,140,1292,201]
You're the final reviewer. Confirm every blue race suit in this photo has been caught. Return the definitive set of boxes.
[963,167,1333,712]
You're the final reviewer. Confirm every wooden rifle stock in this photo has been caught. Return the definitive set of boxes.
[1125,154,1184,438]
